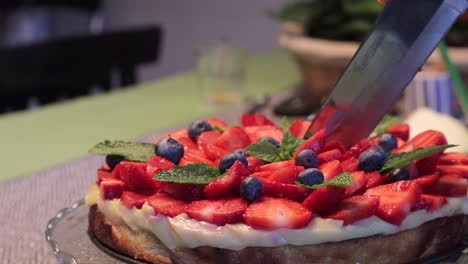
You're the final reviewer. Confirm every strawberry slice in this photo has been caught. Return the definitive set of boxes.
[343,138,376,160]
[289,120,312,139]
[411,194,447,212]
[364,171,383,189]
[116,161,156,191]
[266,165,299,184]
[258,177,282,196]
[279,183,311,202]
[147,193,187,217]
[386,124,409,141]
[342,157,360,172]
[438,152,468,165]
[294,128,327,159]
[319,160,343,181]
[186,198,247,225]
[426,175,468,197]
[241,113,276,127]
[250,171,274,179]
[100,179,125,200]
[146,156,174,178]
[206,118,228,128]
[204,161,250,198]
[153,128,188,143]
[244,125,283,143]
[179,149,215,166]
[322,140,347,154]
[303,186,346,213]
[121,190,156,209]
[318,149,343,164]
[258,160,294,172]
[344,171,367,197]
[196,130,222,145]
[158,182,205,202]
[244,197,312,229]
[364,181,422,225]
[246,156,263,173]
[215,126,251,152]
[199,142,229,161]
[437,165,468,179]
[97,169,114,184]
[177,137,199,151]
[409,174,439,190]
[322,196,379,225]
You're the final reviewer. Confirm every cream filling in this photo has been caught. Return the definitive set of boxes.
[86,184,468,251]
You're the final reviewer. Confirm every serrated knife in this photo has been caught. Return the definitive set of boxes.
[308,0,468,147]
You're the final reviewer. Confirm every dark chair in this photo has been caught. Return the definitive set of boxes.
[0,26,162,111]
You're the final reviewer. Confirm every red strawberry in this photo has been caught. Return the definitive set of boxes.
[294,128,327,158]
[179,149,215,166]
[244,197,312,229]
[100,179,125,200]
[153,128,188,143]
[177,137,199,151]
[436,165,468,179]
[159,182,205,202]
[147,193,187,217]
[426,175,468,197]
[247,156,263,173]
[343,138,376,160]
[364,171,383,189]
[196,131,222,145]
[322,196,379,225]
[342,157,360,172]
[146,156,174,178]
[186,198,247,225]
[319,160,343,181]
[386,124,410,141]
[267,165,299,184]
[279,183,311,202]
[303,186,346,213]
[289,120,312,139]
[438,152,468,165]
[121,190,156,209]
[204,161,250,198]
[409,174,439,190]
[258,160,294,172]
[215,126,251,152]
[258,177,282,196]
[244,125,283,143]
[318,149,343,164]
[241,113,276,127]
[411,194,447,212]
[250,171,274,179]
[116,161,156,191]
[322,140,347,154]
[101,163,111,171]
[97,169,114,184]
[364,181,422,225]
[206,118,228,128]
[344,171,367,197]
[396,137,405,148]
[199,142,229,161]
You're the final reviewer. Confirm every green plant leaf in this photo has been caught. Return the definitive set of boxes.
[154,163,221,184]
[213,125,226,131]
[380,144,457,172]
[89,140,155,162]
[296,172,354,190]
[369,115,399,138]
[245,141,282,162]
[279,131,305,160]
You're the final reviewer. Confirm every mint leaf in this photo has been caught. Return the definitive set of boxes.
[369,115,399,138]
[281,116,293,133]
[213,125,226,132]
[245,141,282,162]
[89,140,155,162]
[380,144,457,172]
[279,131,305,160]
[154,163,221,184]
[296,172,354,190]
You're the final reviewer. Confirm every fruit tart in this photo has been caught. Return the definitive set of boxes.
[86,114,468,264]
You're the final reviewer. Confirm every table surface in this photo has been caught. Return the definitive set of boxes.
[0,50,300,182]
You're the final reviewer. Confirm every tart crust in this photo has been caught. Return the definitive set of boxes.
[89,205,468,264]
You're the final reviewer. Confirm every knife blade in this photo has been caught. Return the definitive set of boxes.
[308,0,468,147]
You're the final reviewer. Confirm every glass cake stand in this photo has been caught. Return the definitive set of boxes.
[46,199,468,264]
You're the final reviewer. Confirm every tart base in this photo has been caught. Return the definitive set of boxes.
[88,205,468,264]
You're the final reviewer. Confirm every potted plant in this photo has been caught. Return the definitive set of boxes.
[272,0,468,115]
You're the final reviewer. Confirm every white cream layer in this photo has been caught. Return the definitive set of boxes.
[86,184,468,250]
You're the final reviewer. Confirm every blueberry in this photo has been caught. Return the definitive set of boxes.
[295,149,319,168]
[106,155,124,170]
[155,138,184,164]
[298,168,324,186]
[257,137,280,148]
[358,146,387,172]
[219,152,248,172]
[388,168,410,182]
[188,120,212,140]
[240,176,262,203]
[233,149,249,157]
[378,133,398,152]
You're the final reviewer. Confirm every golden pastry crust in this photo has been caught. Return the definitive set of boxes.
[88,205,468,264]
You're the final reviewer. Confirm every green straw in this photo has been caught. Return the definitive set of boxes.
[437,41,468,114]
